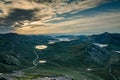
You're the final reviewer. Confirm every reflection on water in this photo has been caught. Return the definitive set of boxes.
[39,60,46,64]
[35,45,47,49]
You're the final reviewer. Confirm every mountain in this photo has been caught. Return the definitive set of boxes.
[89,32,120,45]
[0,32,120,80]
[0,33,54,72]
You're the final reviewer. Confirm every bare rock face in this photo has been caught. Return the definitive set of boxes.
[85,44,111,66]
[32,76,73,80]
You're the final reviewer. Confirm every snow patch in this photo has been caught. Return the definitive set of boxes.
[48,41,55,44]
[93,43,108,48]
[86,68,92,71]
[115,51,120,53]
[48,40,58,44]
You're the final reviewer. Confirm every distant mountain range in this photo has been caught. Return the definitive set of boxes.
[0,32,120,80]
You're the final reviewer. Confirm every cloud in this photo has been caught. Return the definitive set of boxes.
[14,11,120,34]
[0,0,107,20]
[1,0,118,34]
[0,8,36,24]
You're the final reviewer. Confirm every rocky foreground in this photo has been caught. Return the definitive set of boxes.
[0,72,73,80]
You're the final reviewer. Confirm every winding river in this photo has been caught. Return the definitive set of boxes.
[19,50,39,72]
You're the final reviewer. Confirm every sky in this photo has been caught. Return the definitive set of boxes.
[0,0,120,35]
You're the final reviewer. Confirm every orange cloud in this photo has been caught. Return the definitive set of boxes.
[14,11,120,34]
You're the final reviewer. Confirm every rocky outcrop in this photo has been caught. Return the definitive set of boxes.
[85,44,111,66]
[32,76,73,80]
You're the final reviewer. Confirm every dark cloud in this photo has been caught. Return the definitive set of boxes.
[0,0,12,4]
[0,10,3,13]
[29,0,54,3]
[4,9,36,21]
[0,8,37,28]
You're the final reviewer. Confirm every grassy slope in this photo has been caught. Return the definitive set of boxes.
[16,63,103,80]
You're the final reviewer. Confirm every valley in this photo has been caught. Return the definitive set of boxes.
[0,32,120,80]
